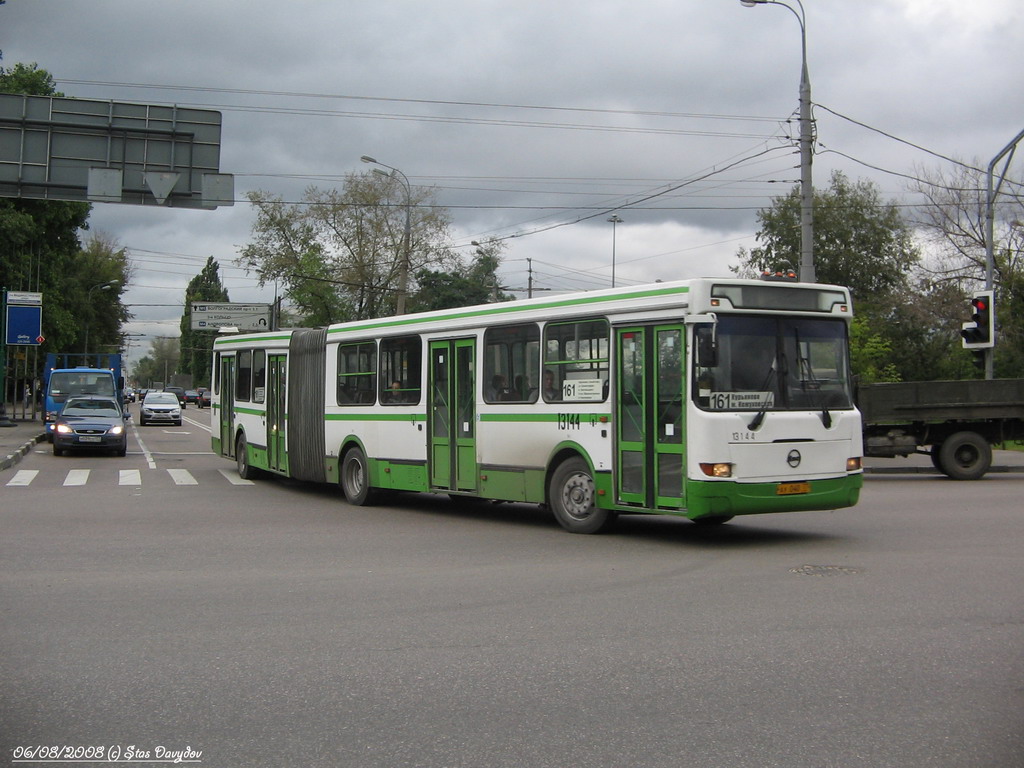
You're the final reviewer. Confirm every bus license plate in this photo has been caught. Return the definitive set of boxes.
[777,482,810,495]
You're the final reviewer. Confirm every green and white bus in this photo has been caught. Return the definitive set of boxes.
[211,277,863,533]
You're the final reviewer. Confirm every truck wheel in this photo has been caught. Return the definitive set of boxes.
[937,431,992,481]
[548,456,616,534]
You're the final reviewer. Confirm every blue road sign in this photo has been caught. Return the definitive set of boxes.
[5,304,43,345]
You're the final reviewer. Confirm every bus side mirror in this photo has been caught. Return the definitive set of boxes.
[696,326,718,368]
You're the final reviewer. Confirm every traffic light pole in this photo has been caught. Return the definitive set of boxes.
[984,126,1024,380]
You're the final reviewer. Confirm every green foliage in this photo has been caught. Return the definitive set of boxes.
[848,316,900,383]
[240,174,455,325]
[0,62,60,96]
[179,257,229,388]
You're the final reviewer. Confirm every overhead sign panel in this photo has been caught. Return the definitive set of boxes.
[0,93,233,209]
[191,303,272,331]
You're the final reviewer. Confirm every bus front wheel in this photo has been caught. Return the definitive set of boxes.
[341,447,376,506]
[549,456,615,534]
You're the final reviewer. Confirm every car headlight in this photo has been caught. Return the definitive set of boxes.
[55,423,73,434]
[109,425,124,435]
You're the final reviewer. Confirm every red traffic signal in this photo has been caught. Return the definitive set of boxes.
[961,290,994,349]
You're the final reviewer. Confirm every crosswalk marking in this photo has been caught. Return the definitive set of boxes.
[168,469,198,485]
[64,469,90,486]
[119,469,142,486]
[6,469,38,486]
[218,468,255,486]
[4,467,255,488]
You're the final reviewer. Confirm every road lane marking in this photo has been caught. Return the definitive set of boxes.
[130,421,157,469]
[168,468,198,485]
[64,469,90,486]
[119,469,142,486]
[218,468,255,486]
[6,469,38,486]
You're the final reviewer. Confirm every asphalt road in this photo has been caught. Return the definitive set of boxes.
[1,406,1022,768]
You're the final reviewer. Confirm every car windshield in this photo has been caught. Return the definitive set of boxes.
[145,393,179,405]
[63,399,121,417]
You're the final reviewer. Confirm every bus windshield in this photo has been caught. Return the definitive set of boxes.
[693,315,853,412]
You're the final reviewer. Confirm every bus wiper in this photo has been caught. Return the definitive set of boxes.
[794,329,831,428]
[747,365,777,431]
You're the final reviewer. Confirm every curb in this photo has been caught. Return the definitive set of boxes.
[0,432,47,471]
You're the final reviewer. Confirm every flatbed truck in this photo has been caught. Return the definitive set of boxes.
[858,378,1024,480]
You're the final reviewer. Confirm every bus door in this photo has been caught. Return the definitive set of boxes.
[267,354,287,473]
[429,338,477,493]
[615,325,685,509]
[219,356,236,459]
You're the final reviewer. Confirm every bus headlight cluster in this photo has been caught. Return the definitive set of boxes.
[699,462,733,478]
[847,457,862,471]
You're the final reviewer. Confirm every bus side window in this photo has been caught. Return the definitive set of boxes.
[379,335,422,405]
[543,318,609,402]
[236,350,252,402]
[337,341,377,406]
[483,323,540,403]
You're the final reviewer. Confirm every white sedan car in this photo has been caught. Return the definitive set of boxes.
[140,391,182,426]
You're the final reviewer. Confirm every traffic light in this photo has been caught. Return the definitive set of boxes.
[961,290,994,349]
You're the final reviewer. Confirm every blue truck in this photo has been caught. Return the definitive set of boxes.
[43,353,125,440]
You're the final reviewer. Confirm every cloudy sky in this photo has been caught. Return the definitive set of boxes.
[3,0,1022,367]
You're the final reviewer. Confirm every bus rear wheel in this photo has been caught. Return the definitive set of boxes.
[549,456,615,534]
[236,435,258,480]
[341,447,376,506]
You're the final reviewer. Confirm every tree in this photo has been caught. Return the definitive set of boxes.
[240,174,455,325]
[131,337,180,389]
[738,170,920,305]
[410,241,510,312]
[179,257,229,388]
[0,62,58,96]
[71,233,132,353]
[736,171,940,380]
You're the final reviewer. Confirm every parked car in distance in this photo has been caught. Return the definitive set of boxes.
[183,389,200,405]
[196,388,211,408]
[52,395,128,456]
[163,386,187,408]
[140,391,182,426]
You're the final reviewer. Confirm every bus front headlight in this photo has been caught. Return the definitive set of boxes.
[699,462,733,478]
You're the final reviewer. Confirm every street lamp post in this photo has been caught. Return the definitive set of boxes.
[361,155,412,315]
[740,0,815,283]
[607,215,623,288]
[84,281,116,353]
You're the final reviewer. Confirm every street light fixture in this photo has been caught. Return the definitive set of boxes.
[740,0,815,282]
[84,281,117,353]
[361,155,413,315]
[607,215,623,288]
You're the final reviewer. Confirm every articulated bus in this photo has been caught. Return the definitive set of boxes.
[210,277,863,533]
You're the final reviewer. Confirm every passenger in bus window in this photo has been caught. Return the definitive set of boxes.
[513,374,529,401]
[543,370,559,401]
[386,380,404,403]
[486,374,508,402]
